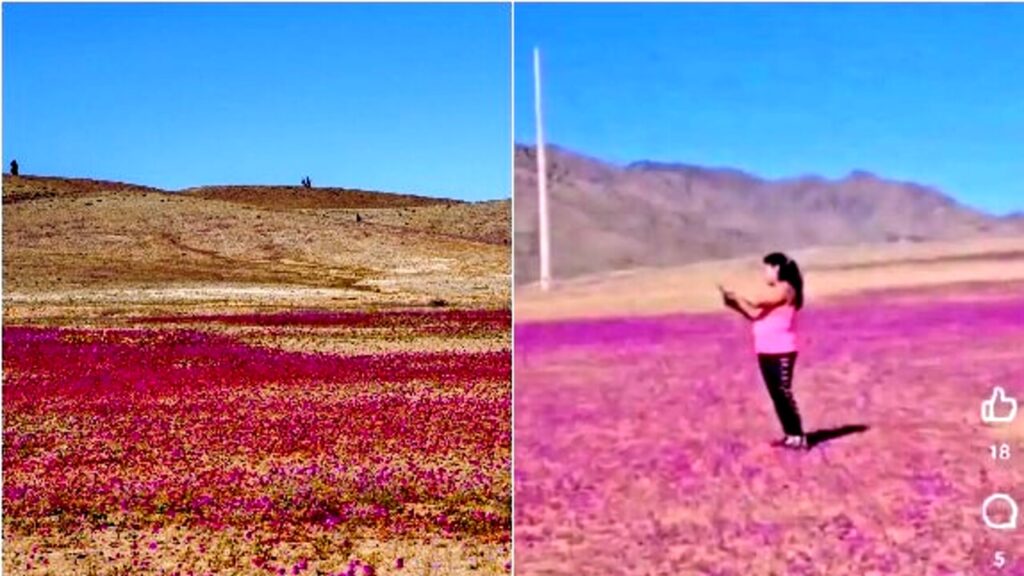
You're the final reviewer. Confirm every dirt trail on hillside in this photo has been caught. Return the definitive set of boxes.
[3,176,510,322]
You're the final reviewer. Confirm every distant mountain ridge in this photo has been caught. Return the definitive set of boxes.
[515,144,1024,284]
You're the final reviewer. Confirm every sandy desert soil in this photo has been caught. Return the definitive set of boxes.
[514,235,1024,322]
[3,175,510,325]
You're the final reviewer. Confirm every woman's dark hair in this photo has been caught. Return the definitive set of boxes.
[763,252,804,310]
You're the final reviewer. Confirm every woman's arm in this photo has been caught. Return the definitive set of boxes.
[729,295,764,320]
[720,286,756,321]
[724,284,789,321]
[740,284,790,313]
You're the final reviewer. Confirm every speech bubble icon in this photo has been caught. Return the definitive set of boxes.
[981,387,1018,425]
[982,493,1019,531]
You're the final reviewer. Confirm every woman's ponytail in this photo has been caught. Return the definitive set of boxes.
[783,259,804,310]
[763,252,805,310]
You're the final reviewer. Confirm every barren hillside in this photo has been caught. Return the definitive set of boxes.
[3,175,510,321]
[514,145,1024,284]
[182,184,449,210]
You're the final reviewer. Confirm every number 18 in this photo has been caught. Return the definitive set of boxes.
[991,444,1011,460]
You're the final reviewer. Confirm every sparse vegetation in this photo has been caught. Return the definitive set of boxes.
[2,175,510,307]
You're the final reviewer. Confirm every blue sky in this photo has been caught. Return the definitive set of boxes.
[515,4,1023,215]
[4,3,510,200]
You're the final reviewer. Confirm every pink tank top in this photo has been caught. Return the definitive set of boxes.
[752,303,798,354]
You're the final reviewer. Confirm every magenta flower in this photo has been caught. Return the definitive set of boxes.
[3,307,511,568]
[515,289,1024,573]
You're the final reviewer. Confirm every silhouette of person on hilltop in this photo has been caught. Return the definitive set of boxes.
[10,159,18,176]
[301,176,312,189]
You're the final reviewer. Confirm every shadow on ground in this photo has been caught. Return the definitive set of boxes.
[806,424,870,448]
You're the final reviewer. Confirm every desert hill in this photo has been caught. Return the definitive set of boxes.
[182,184,450,210]
[2,175,166,203]
[514,144,1024,284]
[3,175,510,320]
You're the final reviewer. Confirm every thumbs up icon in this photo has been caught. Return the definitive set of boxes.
[981,387,1018,425]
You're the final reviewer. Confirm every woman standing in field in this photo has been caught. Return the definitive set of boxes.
[720,252,807,450]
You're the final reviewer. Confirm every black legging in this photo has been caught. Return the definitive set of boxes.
[757,352,803,436]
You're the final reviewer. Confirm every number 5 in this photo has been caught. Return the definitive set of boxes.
[995,551,1006,568]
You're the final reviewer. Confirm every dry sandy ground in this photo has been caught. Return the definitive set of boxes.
[3,177,510,324]
[5,528,510,576]
[514,235,1024,322]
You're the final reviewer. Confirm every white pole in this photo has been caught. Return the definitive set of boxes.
[534,47,552,291]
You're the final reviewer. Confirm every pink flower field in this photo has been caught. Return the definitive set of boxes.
[3,309,511,576]
[514,284,1024,575]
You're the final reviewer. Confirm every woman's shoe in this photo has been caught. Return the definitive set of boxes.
[770,435,809,450]
[775,435,808,450]
[787,435,809,450]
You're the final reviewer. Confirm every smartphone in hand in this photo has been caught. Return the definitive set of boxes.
[717,284,735,306]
